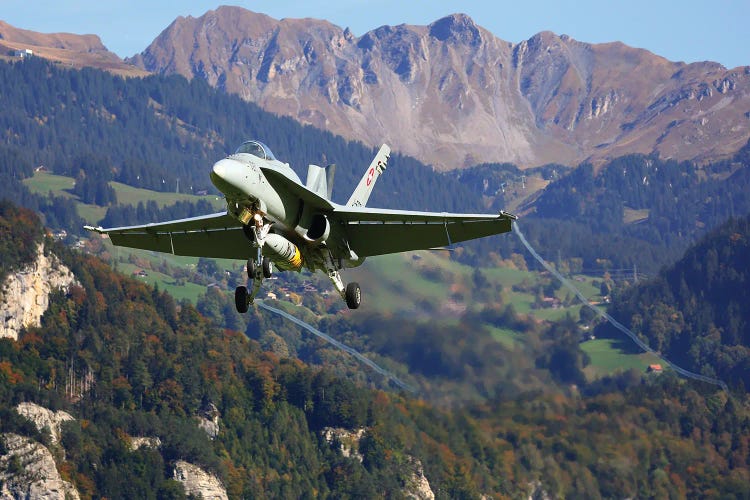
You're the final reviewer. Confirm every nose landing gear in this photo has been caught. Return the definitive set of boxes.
[235,213,271,313]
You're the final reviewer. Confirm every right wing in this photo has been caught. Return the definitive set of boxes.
[85,211,253,260]
[332,206,516,258]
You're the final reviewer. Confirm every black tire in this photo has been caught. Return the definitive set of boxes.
[246,258,256,279]
[345,282,361,310]
[262,256,273,279]
[235,286,249,313]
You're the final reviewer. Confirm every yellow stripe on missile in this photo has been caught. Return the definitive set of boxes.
[289,247,303,269]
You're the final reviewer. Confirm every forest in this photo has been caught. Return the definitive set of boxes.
[600,214,750,391]
[1,202,749,498]
[2,57,750,274]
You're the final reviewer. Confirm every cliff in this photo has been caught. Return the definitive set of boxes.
[0,242,75,341]
[14,403,74,446]
[0,433,80,500]
[172,460,228,500]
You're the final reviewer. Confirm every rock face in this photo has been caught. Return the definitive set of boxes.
[15,402,74,446]
[196,402,221,440]
[129,436,162,451]
[322,427,365,462]
[0,243,75,341]
[132,7,750,169]
[172,460,228,500]
[404,457,434,500]
[0,433,80,500]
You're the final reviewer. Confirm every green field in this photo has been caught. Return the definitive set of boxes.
[110,180,222,208]
[22,172,77,197]
[23,171,223,224]
[581,338,663,379]
[117,262,210,303]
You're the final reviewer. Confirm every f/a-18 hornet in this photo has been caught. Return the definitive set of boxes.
[86,141,516,312]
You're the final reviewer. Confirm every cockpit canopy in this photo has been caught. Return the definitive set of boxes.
[235,140,277,161]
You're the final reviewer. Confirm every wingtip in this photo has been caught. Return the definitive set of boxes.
[83,225,103,233]
[500,210,518,220]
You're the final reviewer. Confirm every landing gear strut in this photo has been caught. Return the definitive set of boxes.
[236,213,272,313]
[327,267,362,310]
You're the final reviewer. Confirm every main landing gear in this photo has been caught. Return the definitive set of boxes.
[233,212,363,312]
[327,268,361,310]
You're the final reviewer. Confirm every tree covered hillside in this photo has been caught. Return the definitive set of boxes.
[0,57,481,214]
[599,215,750,390]
[2,203,750,497]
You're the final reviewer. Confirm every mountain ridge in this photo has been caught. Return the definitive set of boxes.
[129,6,750,169]
[0,20,146,76]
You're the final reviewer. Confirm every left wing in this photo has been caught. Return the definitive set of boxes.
[85,211,253,260]
[331,206,516,258]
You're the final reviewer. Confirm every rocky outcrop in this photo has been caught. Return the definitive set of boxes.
[129,437,162,451]
[132,7,750,169]
[196,402,221,440]
[0,243,75,341]
[322,427,434,498]
[322,427,365,462]
[172,460,228,500]
[15,402,74,446]
[404,457,434,500]
[0,433,80,500]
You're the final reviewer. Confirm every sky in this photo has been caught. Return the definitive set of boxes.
[1,1,748,69]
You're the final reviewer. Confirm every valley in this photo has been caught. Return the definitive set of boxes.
[0,19,747,496]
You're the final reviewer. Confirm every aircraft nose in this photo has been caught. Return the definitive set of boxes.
[210,159,238,193]
[211,160,227,181]
[211,158,253,198]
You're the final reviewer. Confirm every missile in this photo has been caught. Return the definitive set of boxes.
[263,233,303,271]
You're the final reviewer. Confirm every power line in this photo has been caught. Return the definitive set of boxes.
[513,222,728,392]
[256,300,417,393]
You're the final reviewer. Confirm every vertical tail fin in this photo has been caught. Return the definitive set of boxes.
[346,144,390,207]
[306,163,337,200]
[325,164,336,199]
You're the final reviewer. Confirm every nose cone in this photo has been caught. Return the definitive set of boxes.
[210,158,246,195]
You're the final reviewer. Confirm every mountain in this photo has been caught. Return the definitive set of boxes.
[0,20,145,76]
[130,6,750,169]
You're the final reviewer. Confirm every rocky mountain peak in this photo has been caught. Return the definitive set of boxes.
[130,8,750,169]
[428,13,482,46]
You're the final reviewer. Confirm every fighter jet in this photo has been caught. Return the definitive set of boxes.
[85,140,516,312]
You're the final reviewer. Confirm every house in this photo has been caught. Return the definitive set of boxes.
[647,364,663,373]
[132,269,148,278]
[14,49,33,58]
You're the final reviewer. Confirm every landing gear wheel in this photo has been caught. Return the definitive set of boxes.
[246,258,256,279]
[345,282,361,310]
[262,256,273,279]
[235,286,249,313]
